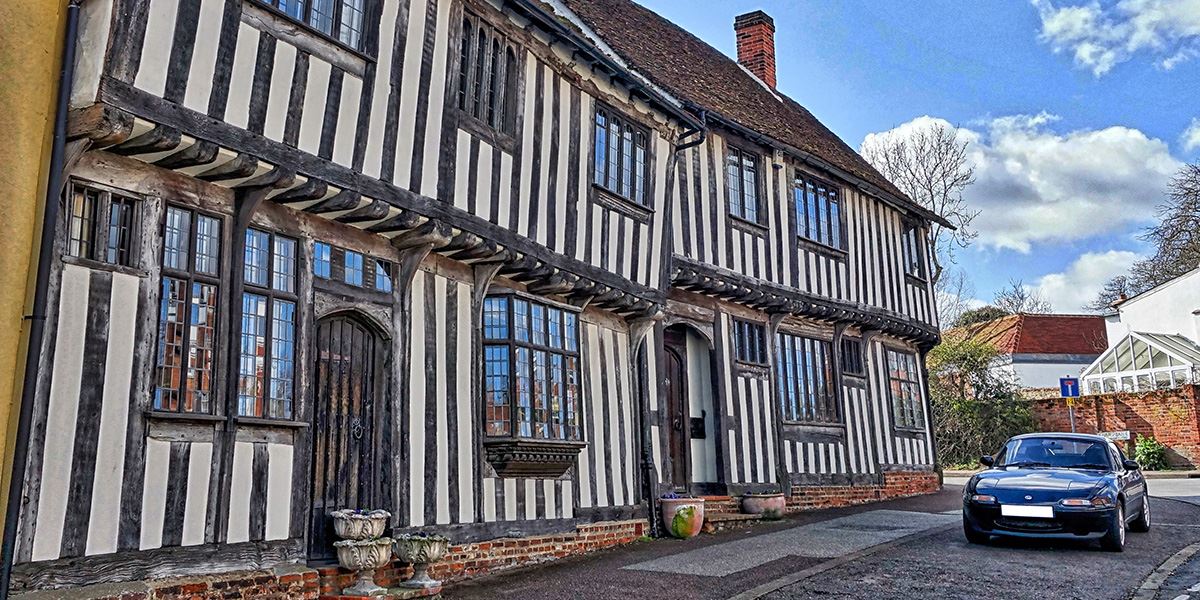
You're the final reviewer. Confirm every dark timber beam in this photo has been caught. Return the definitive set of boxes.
[155,139,220,170]
[305,190,362,214]
[270,178,328,205]
[335,198,391,224]
[392,220,453,250]
[66,103,135,146]
[366,209,425,234]
[109,124,181,156]
[196,152,260,182]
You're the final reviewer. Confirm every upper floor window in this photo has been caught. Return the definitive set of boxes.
[775,332,839,424]
[458,13,518,135]
[840,337,865,377]
[482,294,582,441]
[593,106,650,207]
[887,349,924,429]
[901,220,926,279]
[312,241,393,293]
[155,206,222,414]
[795,174,843,250]
[66,181,139,267]
[238,229,299,419]
[726,146,762,223]
[255,0,368,51]
[733,319,768,366]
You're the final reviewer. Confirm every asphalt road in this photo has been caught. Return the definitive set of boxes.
[444,480,1200,600]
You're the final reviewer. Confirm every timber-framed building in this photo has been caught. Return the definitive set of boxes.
[10,0,945,594]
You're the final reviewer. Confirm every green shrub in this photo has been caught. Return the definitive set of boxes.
[1134,435,1168,471]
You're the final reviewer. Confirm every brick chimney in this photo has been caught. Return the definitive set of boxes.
[734,10,777,89]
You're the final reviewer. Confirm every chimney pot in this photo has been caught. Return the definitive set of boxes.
[734,10,777,89]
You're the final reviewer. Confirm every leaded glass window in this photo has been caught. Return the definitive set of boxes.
[255,0,370,52]
[593,106,650,207]
[238,228,299,419]
[727,146,762,223]
[66,181,139,267]
[775,332,839,423]
[887,349,924,429]
[154,206,222,413]
[457,13,518,135]
[794,174,843,249]
[482,294,582,440]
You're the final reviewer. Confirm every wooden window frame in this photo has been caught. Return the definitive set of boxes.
[456,11,520,140]
[65,180,141,269]
[591,103,653,210]
[901,219,927,281]
[253,0,375,55]
[839,336,865,378]
[793,171,846,253]
[725,144,765,226]
[733,319,768,367]
[154,205,225,415]
[238,228,299,420]
[886,348,925,431]
[311,242,392,294]
[775,331,841,425]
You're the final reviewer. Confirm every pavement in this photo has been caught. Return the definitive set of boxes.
[443,478,1200,600]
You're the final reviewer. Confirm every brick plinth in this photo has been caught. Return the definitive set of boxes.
[787,470,940,512]
[1029,385,1200,468]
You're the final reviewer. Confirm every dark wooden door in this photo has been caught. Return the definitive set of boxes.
[664,332,689,488]
[308,314,389,562]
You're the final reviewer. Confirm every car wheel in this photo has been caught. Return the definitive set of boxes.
[963,516,989,545]
[1100,504,1126,552]
[1130,497,1151,533]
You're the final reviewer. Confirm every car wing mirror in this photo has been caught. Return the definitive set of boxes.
[1122,459,1140,471]
[980,455,994,467]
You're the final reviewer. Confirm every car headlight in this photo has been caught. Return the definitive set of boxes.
[970,494,998,504]
[1059,497,1113,507]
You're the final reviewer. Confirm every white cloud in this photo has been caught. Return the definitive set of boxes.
[1032,0,1200,76]
[1184,118,1200,152]
[862,114,1181,253]
[1030,250,1143,311]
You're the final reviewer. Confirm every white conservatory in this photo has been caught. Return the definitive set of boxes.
[1082,331,1200,394]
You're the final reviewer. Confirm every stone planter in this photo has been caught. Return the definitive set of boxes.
[334,537,393,597]
[661,497,705,539]
[741,493,786,520]
[393,533,451,589]
[330,509,391,541]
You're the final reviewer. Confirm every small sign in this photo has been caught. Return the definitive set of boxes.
[1060,377,1081,398]
[1099,431,1131,441]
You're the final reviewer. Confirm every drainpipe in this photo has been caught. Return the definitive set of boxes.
[1,1,83,596]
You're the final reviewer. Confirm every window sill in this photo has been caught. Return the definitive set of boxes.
[592,185,653,224]
[728,213,768,235]
[796,237,847,260]
[483,438,586,478]
[904,273,928,286]
[236,416,309,428]
[241,1,373,77]
[457,113,519,154]
[61,255,147,278]
[146,410,226,424]
[894,426,927,437]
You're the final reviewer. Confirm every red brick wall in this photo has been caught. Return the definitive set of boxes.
[734,11,776,88]
[787,470,941,512]
[1029,385,1200,468]
[85,569,320,600]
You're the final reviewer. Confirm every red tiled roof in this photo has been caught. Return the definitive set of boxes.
[554,0,948,226]
[949,314,1108,355]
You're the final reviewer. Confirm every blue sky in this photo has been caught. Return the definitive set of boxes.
[640,0,1200,312]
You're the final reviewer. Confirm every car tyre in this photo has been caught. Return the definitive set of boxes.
[1130,497,1151,533]
[1100,504,1126,552]
[963,516,989,545]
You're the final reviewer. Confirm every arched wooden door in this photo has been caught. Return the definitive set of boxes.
[308,313,391,562]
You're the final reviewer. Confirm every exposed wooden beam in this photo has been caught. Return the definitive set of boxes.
[334,197,390,224]
[67,103,135,146]
[392,219,453,250]
[154,139,220,170]
[110,124,181,156]
[305,190,361,214]
[196,152,260,182]
[366,209,425,234]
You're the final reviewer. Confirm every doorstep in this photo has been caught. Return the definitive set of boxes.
[702,512,763,534]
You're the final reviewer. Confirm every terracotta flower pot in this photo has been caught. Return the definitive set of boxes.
[330,509,391,541]
[393,533,451,589]
[661,497,705,539]
[741,493,786,520]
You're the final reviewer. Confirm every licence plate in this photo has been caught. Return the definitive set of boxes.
[1001,504,1054,518]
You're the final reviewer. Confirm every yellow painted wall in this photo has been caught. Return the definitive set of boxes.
[0,0,68,531]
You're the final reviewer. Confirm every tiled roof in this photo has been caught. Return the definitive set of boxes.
[554,0,947,226]
[948,314,1108,356]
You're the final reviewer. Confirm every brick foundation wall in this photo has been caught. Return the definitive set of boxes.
[1029,385,1200,468]
[52,568,321,600]
[787,470,940,512]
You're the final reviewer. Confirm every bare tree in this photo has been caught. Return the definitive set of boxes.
[993,279,1052,314]
[1084,275,1135,312]
[861,120,978,285]
[935,267,976,329]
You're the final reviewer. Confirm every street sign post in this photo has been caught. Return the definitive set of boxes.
[1060,377,1080,433]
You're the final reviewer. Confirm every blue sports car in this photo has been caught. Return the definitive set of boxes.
[962,432,1150,551]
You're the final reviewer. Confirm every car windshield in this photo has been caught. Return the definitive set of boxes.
[996,437,1113,471]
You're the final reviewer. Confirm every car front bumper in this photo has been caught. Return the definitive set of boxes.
[963,500,1118,540]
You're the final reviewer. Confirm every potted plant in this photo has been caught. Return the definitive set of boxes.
[741,492,786,520]
[660,492,705,539]
[393,532,451,589]
[333,537,393,597]
[330,508,391,540]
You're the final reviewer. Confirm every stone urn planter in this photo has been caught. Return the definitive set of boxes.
[393,533,451,589]
[334,537,394,597]
[660,494,705,539]
[330,509,390,540]
[741,493,786,520]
